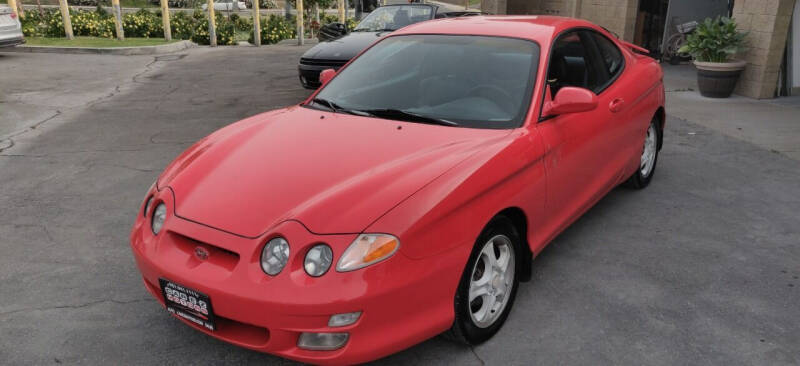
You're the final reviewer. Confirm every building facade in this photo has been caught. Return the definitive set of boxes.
[482,0,799,99]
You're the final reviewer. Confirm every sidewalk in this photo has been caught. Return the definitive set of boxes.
[663,64,800,161]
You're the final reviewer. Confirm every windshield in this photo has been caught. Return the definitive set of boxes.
[353,5,434,32]
[311,35,540,129]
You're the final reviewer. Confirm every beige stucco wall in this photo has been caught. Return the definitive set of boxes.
[497,0,638,40]
[577,0,638,41]
[732,0,796,98]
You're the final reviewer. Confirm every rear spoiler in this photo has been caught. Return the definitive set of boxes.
[598,25,649,54]
[621,40,649,54]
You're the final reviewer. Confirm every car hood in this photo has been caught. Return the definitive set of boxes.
[158,106,510,238]
[302,31,388,61]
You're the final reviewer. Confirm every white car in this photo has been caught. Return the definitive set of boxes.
[0,5,24,48]
[202,0,247,11]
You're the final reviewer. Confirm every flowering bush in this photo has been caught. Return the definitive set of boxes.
[71,7,117,38]
[20,6,358,45]
[229,13,253,32]
[123,9,164,38]
[20,7,239,45]
[249,14,295,45]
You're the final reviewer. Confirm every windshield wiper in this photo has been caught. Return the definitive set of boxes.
[310,97,341,112]
[310,98,373,117]
[363,109,459,127]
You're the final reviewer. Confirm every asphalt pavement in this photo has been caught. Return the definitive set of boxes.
[0,47,798,365]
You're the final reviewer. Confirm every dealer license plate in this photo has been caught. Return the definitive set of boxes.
[159,278,216,331]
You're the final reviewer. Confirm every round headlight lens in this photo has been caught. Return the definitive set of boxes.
[304,244,333,277]
[151,203,167,235]
[261,237,290,276]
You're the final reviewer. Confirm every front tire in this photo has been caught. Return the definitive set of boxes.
[446,216,521,344]
[625,117,661,189]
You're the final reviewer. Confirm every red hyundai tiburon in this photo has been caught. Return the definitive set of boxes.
[131,15,665,365]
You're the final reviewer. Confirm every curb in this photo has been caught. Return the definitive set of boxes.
[2,40,195,55]
[277,38,318,46]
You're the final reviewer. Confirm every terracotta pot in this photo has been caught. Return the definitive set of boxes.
[693,60,747,98]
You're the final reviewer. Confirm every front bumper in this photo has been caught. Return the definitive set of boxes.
[130,186,464,365]
[298,64,329,89]
[297,59,346,89]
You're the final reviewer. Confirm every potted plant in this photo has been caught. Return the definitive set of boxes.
[678,16,747,98]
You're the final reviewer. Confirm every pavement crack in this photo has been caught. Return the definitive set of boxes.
[106,163,158,173]
[132,58,162,85]
[0,138,14,153]
[1,57,168,155]
[469,346,486,366]
[0,146,156,158]
[0,298,153,318]
[11,223,55,244]
[0,110,62,153]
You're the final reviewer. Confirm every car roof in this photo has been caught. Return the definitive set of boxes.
[392,15,600,42]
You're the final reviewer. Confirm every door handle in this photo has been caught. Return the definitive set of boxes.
[609,98,625,113]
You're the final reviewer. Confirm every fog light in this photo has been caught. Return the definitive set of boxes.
[328,312,361,327]
[297,332,349,351]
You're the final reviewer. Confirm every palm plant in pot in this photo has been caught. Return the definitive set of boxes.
[678,16,747,98]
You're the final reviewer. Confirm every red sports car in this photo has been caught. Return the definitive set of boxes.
[131,16,664,365]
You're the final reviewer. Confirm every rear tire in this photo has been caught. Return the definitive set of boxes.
[445,216,522,344]
[624,117,662,189]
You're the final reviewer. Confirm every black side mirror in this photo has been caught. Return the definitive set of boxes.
[318,23,349,42]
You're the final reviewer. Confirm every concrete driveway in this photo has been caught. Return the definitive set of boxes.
[1,47,799,365]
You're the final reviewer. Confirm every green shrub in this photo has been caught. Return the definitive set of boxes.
[169,10,196,39]
[249,14,295,45]
[21,7,267,46]
[678,16,747,63]
[122,9,163,38]
[229,13,252,32]
[71,8,116,38]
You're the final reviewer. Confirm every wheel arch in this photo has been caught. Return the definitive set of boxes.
[495,207,533,282]
[655,106,665,150]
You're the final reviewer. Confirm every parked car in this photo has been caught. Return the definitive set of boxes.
[202,0,247,11]
[0,5,24,48]
[298,3,479,89]
[131,16,665,365]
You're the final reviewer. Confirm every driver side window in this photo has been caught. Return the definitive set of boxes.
[546,30,605,96]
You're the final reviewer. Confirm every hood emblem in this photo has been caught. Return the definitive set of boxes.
[194,246,209,261]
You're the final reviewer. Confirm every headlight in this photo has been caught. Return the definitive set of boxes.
[151,203,167,235]
[304,244,333,277]
[261,237,290,276]
[336,234,399,272]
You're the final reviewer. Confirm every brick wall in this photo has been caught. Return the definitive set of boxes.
[732,0,796,98]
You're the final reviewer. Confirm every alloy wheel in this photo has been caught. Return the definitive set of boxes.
[640,122,658,177]
[468,234,515,328]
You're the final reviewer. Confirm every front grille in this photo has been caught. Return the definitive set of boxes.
[170,233,240,272]
[300,57,347,68]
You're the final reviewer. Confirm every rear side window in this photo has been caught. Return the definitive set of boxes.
[590,33,624,80]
